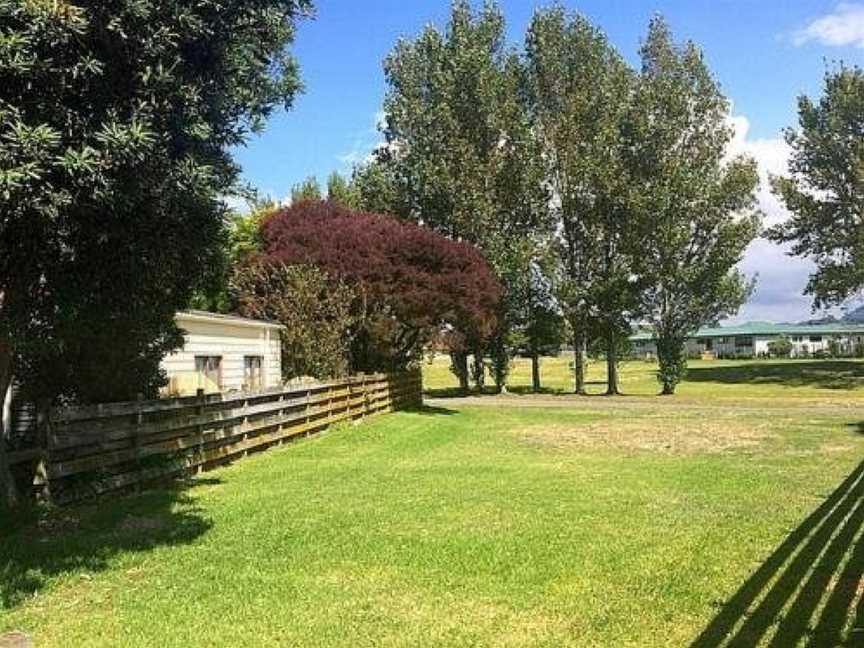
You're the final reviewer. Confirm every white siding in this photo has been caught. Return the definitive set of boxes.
[753,337,773,356]
[161,317,282,395]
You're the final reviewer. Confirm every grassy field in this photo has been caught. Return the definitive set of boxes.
[423,353,864,403]
[2,359,864,646]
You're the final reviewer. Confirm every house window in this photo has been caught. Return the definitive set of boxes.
[244,356,264,391]
[809,336,823,343]
[194,356,222,391]
[736,336,753,348]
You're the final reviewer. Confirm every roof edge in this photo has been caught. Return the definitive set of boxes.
[176,310,286,330]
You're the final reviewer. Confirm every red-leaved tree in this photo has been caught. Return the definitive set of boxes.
[257,201,502,374]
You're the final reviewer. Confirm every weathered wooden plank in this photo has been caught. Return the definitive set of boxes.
[35,371,422,500]
[49,374,398,423]
[48,388,357,450]
[44,388,396,480]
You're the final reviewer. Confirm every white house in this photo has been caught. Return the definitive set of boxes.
[631,322,864,359]
[161,310,284,395]
[1,310,284,440]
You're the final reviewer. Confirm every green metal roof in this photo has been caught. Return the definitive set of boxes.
[630,321,864,342]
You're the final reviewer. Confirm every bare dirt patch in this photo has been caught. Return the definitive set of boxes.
[517,418,777,454]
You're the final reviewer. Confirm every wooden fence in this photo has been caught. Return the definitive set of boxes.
[7,371,422,503]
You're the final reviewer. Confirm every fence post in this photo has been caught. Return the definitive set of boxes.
[304,387,311,437]
[195,388,205,473]
[133,393,144,492]
[33,398,52,505]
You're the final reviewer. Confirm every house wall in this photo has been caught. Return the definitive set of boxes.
[161,318,282,395]
[788,333,864,357]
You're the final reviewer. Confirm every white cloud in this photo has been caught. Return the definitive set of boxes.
[336,111,387,170]
[724,115,836,323]
[792,3,864,48]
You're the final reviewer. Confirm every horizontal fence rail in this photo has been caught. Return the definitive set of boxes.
[8,371,422,503]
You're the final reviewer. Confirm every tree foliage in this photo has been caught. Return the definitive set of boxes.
[326,171,360,209]
[231,263,354,380]
[290,176,322,203]
[768,335,793,359]
[626,17,760,394]
[510,263,565,392]
[768,65,864,308]
[525,6,637,395]
[256,201,502,372]
[375,0,550,391]
[0,0,311,505]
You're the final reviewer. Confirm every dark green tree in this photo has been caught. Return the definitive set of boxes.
[626,17,760,395]
[768,65,864,308]
[290,176,323,203]
[0,0,311,506]
[350,152,409,216]
[768,335,793,359]
[326,171,360,208]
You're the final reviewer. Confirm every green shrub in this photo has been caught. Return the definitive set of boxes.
[768,336,793,358]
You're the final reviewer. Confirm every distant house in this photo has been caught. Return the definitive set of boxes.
[630,322,864,359]
[161,311,284,395]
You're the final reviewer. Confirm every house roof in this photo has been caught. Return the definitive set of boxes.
[176,310,285,330]
[630,321,864,342]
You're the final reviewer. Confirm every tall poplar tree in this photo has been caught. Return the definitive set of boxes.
[378,0,549,392]
[626,17,760,395]
[768,65,864,307]
[525,7,635,395]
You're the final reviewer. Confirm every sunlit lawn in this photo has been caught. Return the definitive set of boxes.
[423,353,864,403]
[2,359,864,646]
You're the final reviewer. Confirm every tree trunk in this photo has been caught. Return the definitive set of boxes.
[491,336,509,394]
[573,332,586,395]
[531,350,541,393]
[656,330,685,396]
[0,335,19,509]
[451,351,469,394]
[471,347,485,392]
[605,327,620,396]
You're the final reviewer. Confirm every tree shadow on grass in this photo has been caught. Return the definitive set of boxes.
[423,386,502,399]
[405,405,458,416]
[686,361,864,391]
[847,422,864,436]
[426,384,622,399]
[690,459,864,647]
[0,478,214,610]
[506,386,567,396]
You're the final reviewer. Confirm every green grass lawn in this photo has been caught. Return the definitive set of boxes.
[423,353,864,403]
[3,359,864,646]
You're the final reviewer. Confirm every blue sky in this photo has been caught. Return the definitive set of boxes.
[233,1,864,323]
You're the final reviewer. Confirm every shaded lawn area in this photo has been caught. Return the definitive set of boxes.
[686,360,864,391]
[3,396,864,646]
[423,355,864,402]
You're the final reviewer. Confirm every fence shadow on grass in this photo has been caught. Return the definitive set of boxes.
[686,361,864,391]
[0,479,214,610]
[690,459,864,647]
